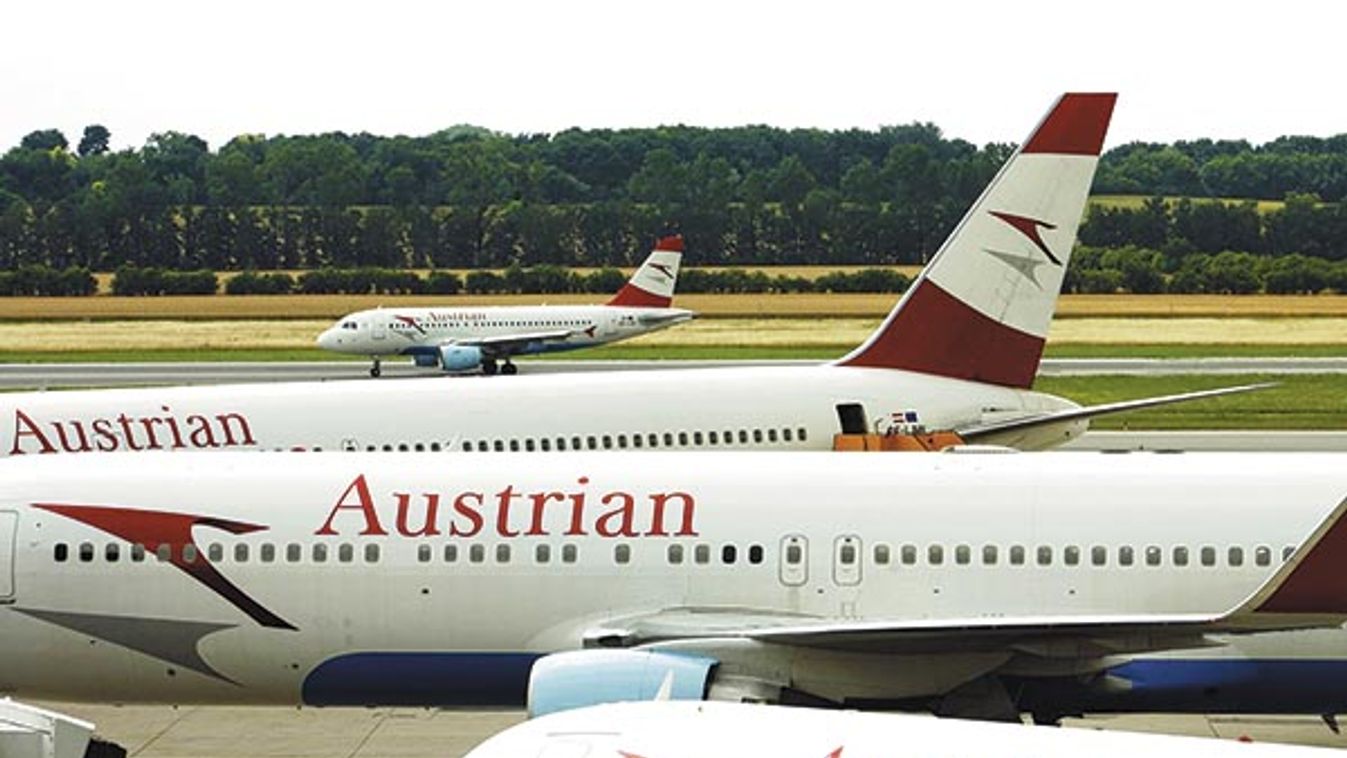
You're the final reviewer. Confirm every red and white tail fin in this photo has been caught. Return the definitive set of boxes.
[835,93,1117,388]
[607,236,684,308]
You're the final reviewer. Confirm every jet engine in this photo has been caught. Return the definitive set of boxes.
[438,345,484,372]
[527,650,717,717]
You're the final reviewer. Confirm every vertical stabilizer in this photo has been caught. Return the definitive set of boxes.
[835,93,1116,388]
[607,236,684,308]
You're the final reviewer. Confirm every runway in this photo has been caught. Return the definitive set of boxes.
[3,356,1347,390]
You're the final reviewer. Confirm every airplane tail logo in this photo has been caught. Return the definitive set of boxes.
[607,235,684,308]
[834,93,1116,389]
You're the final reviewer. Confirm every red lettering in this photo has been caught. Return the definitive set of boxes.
[648,492,698,537]
[495,485,520,537]
[566,476,590,536]
[10,409,56,455]
[595,492,637,537]
[395,492,441,537]
[526,492,565,536]
[316,474,387,536]
[450,493,484,537]
[91,418,118,452]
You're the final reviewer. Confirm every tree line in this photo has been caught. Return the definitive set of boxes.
[4,123,1347,275]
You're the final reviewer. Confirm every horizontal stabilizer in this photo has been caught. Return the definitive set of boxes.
[958,383,1276,443]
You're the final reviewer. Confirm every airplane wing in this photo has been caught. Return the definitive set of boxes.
[956,383,1276,444]
[450,329,578,355]
[587,493,1347,658]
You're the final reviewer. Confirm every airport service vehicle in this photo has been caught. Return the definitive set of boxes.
[316,236,693,376]
[2,450,1347,725]
[0,93,1254,458]
[464,701,1335,758]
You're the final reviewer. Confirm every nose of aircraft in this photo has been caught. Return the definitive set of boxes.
[316,327,339,351]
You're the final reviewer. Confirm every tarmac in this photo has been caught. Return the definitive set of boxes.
[27,702,1347,757]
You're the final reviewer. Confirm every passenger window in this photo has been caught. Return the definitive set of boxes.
[207,543,222,562]
[1228,546,1244,567]
[1009,545,1025,566]
[587,436,598,450]
[927,544,943,565]
[839,543,855,565]
[982,544,998,565]
[105,543,120,563]
[470,544,485,563]
[738,430,749,444]
[753,429,763,443]
[540,438,551,452]
[1255,545,1271,566]
[723,545,738,564]
[783,428,793,442]
[338,544,354,563]
[901,544,917,565]
[955,544,970,565]
[678,432,688,446]
[132,543,146,562]
[667,544,684,564]
[648,433,659,448]
[1173,546,1189,566]
[234,544,249,563]
[571,437,582,451]
[536,544,551,563]
[874,544,891,565]
[418,544,432,563]
[709,431,719,445]
[632,435,642,449]
[1091,545,1107,566]
[496,544,511,563]
[1118,546,1134,566]
[509,440,520,452]
[694,544,711,564]
[312,544,328,563]
[524,439,535,452]
[283,543,300,562]
[493,440,504,452]
[1064,545,1080,566]
[261,544,276,563]
[1145,546,1161,566]
[157,544,173,562]
[397,444,409,452]
[556,437,567,451]
[182,544,198,563]
[617,435,628,449]
[1283,545,1295,562]
[614,544,631,564]
[430,442,442,452]
[767,429,777,443]
[365,544,380,563]
[798,428,808,442]
[562,544,577,563]
[602,435,613,450]
[748,545,764,564]
[444,545,458,562]
[79,542,94,562]
[693,431,704,445]
[1036,546,1052,566]
[723,430,734,445]
[1201,546,1216,566]
[664,433,674,447]
[785,544,802,565]
[413,443,425,452]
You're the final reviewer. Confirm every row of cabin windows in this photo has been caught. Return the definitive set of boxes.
[863,543,1296,568]
[406,320,589,329]
[54,542,381,565]
[416,542,768,566]
[460,427,808,453]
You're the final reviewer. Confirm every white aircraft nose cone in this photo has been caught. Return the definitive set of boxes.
[316,330,337,350]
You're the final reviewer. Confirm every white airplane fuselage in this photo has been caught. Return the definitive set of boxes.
[0,451,1342,707]
[316,304,694,359]
[0,365,1084,458]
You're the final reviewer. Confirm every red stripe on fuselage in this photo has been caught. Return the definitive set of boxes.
[1021,93,1116,156]
[1256,500,1347,615]
[837,281,1044,389]
[607,285,672,308]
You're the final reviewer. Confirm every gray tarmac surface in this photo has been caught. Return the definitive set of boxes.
[2,356,1347,390]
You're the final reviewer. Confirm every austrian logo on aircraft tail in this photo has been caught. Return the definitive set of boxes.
[984,210,1062,287]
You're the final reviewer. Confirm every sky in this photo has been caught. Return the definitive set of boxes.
[3,0,1342,153]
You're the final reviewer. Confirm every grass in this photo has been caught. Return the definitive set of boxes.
[1033,374,1347,430]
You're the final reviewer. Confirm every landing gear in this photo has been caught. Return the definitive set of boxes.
[501,360,518,376]
[482,359,499,376]
[369,358,382,378]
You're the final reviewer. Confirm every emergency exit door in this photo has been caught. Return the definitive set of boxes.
[0,511,16,602]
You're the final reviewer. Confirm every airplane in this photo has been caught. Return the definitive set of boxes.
[315,236,694,377]
[464,701,1337,758]
[0,94,1262,457]
[3,449,1347,725]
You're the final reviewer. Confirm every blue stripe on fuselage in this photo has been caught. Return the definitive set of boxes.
[302,652,543,707]
[1016,659,1347,716]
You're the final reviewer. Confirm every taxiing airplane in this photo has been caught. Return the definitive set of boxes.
[465,701,1335,758]
[315,236,693,376]
[0,94,1261,457]
[2,450,1347,724]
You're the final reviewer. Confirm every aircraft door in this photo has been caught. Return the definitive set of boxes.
[832,534,862,586]
[779,535,808,587]
[0,511,15,602]
[372,319,387,341]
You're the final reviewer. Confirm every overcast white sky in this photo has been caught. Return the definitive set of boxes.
[3,0,1340,153]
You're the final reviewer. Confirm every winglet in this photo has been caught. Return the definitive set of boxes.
[1225,495,1347,626]
[834,93,1116,388]
[607,235,684,308]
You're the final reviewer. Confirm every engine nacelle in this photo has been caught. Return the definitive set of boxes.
[438,344,484,372]
[527,650,717,718]
[412,353,439,368]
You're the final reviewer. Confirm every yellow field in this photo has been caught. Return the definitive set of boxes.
[3,315,1347,352]
[4,293,1347,321]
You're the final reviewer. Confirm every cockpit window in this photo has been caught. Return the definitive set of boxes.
[342,321,358,330]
